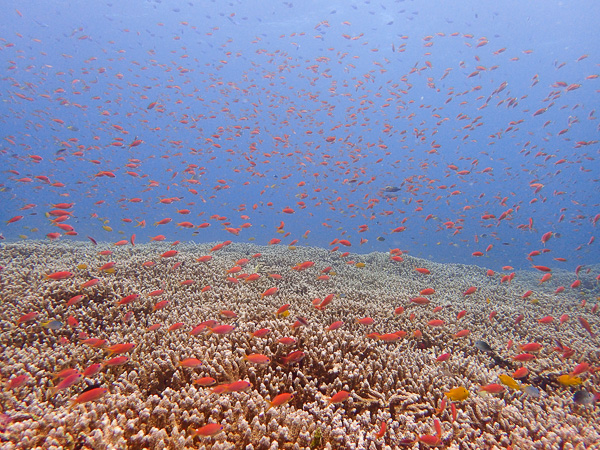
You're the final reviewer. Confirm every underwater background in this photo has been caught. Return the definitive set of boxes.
[0,1,599,449]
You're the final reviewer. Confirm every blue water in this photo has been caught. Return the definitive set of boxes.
[1,0,599,273]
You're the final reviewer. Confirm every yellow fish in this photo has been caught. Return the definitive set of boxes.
[498,374,521,390]
[355,262,366,268]
[288,246,297,250]
[102,225,113,232]
[445,387,469,401]
[76,264,88,270]
[557,374,583,386]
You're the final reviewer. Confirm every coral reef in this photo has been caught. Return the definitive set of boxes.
[0,240,598,449]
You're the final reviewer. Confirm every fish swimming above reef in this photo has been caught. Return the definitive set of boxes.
[445,386,469,401]
[573,389,598,406]
[475,340,494,352]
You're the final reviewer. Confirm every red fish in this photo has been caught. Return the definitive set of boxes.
[261,287,278,298]
[479,383,505,394]
[513,353,536,362]
[70,387,108,406]
[191,423,223,437]
[105,343,136,355]
[208,324,235,335]
[45,271,73,280]
[463,286,477,296]
[578,317,595,338]
[327,390,350,405]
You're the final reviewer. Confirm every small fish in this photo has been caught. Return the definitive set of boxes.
[475,340,493,352]
[280,350,305,365]
[521,385,540,397]
[479,383,505,394]
[277,337,296,346]
[216,380,251,393]
[266,392,294,410]
[70,387,108,406]
[105,343,136,355]
[557,374,583,386]
[49,372,83,397]
[261,287,278,298]
[193,377,217,387]
[191,423,223,437]
[41,320,63,330]
[208,324,235,335]
[573,389,596,406]
[578,317,596,338]
[327,390,350,405]
[6,374,30,389]
[244,354,271,365]
[103,356,129,367]
[82,363,103,377]
[445,387,469,401]
[513,353,536,362]
[512,367,529,379]
[45,271,73,280]
[356,317,374,325]
[178,358,202,368]
[519,342,543,352]
[16,311,39,325]
[499,374,521,390]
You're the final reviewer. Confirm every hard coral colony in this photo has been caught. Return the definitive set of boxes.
[0,241,599,448]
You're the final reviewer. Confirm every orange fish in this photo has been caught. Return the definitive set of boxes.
[193,377,217,387]
[356,317,374,325]
[519,342,543,352]
[153,300,169,311]
[70,387,108,406]
[463,286,477,295]
[244,354,271,365]
[410,297,430,305]
[513,353,536,362]
[16,311,39,325]
[538,316,554,324]
[45,271,73,280]
[327,390,350,405]
[512,367,529,379]
[578,317,595,337]
[261,287,278,298]
[105,343,136,355]
[266,392,294,410]
[327,321,344,331]
[453,329,470,338]
[80,278,100,288]
[479,383,505,394]
[208,324,235,335]
[178,358,202,368]
[191,423,223,437]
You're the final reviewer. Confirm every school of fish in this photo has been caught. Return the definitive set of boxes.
[0,1,599,448]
